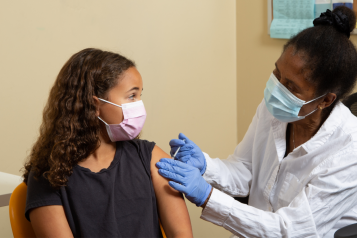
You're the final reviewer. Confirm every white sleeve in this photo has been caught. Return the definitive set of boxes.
[202,100,265,197]
[201,153,357,238]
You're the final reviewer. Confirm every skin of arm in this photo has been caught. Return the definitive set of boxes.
[151,145,193,238]
[29,205,74,238]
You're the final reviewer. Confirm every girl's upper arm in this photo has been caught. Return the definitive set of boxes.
[151,145,193,238]
[29,205,73,238]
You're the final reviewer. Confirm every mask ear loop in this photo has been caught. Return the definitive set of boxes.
[97,98,123,124]
[98,116,108,125]
[301,108,318,118]
[97,98,124,142]
[300,93,327,117]
[97,116,115,141]
[98,98,122,108]
[303,93,327,105]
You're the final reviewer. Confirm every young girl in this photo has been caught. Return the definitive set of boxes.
[23,48,193,238]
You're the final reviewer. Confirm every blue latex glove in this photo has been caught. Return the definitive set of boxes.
[170,133,207,175]
[156,158,212,207]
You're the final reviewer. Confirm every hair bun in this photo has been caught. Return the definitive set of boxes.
[313,6,356,38]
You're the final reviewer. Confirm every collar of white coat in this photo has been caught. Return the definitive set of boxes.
[271,101,344,157]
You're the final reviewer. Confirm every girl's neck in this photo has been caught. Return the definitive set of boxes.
[93,135,116,161]
[77,131,116,173]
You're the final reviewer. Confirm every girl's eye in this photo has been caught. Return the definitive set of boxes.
[129,94,135,100]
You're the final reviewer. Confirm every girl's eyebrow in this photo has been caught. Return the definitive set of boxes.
[126,87,141,93]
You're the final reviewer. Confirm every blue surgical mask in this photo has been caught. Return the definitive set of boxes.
[264,73,326,123]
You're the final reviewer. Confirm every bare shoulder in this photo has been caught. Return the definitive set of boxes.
[150,145,171,179]
[149,145,193,237]
[151,145,170,164]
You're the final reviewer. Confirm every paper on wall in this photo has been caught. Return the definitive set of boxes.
[270,0,315,39]
[332,0,353,10]
[315,0,332,18]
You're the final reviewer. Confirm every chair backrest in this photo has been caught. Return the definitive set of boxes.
[160,221,167,238]
[9,182,36,238]
[9,182,167,238]
[343,92,357,116]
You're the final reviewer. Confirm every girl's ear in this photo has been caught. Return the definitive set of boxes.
[93,96,100,117]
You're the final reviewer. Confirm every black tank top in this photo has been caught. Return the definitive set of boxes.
[25,139,163,238]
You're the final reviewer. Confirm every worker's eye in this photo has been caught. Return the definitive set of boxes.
[273,70,281,82]
[285,83,298,95]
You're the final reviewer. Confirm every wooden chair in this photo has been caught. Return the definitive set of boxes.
[9,182,167,238]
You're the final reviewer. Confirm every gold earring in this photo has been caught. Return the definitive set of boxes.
[320,106,323,110]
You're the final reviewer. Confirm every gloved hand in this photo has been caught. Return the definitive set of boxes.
[156,158,212,207]
[170,133,207,175]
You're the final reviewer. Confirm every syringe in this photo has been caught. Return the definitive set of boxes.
[172,139,185,160]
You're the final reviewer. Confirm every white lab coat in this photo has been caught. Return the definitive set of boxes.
[201,100,357,238]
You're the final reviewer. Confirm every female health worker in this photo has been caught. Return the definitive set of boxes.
[157,6,357,238]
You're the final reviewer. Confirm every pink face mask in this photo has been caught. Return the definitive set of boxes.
[97,98,146,141]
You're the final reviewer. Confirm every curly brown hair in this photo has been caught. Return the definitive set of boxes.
[23,48,135,189]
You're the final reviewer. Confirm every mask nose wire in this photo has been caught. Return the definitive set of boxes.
[98,98,123,108]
